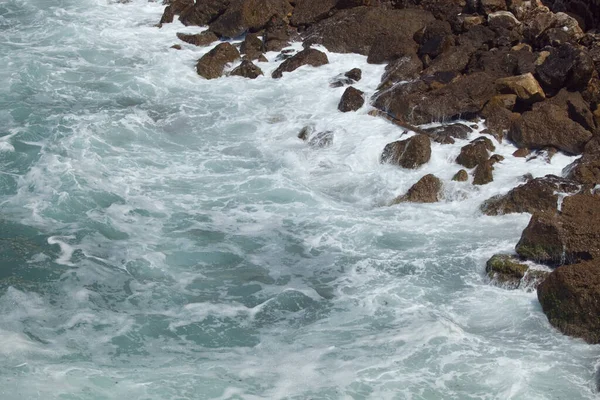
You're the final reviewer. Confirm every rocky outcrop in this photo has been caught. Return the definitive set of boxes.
[381,134,432,169]
[338,87,364,112]
[473,159,494,185]
[456,136,494,169]
[160,0,194,24]
[290,0,337,27]
[230,60,263,78]
[516,193,600,266]
[196,42,240,79]
[209,0,292,38]
[535,43,594,92]
[176,31,218,47]
[272,49,329,79]
[481,175,580,215]
[423,123,470,144]
[178,0,229,27]
[495,73,545,104]
[486,254,529,289]
[537,261,600,344]
[564,155,600,184]
[392,174,442,204]
[240,33,264,60]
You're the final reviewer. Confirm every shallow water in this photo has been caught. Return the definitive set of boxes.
[0,0,599,399]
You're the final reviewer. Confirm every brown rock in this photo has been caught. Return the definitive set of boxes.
[486,254,529,289]
[196,42,240,79]
[160,0,194,24]
[487,11,521,30]
[564,155,600,185]
[230,60,263,79]
[263,15,292,52]
[272,48,329,79]
[456,137,494,169]
[298,126,334,148]
[416,20,455,60]
[480,0,507,14]
[452,169,469,181]
[392,174,442,204]
[170,44,182,50]
[240,33,264,60]
[330,68,362,88]
[209,0,292,38]
[381,134,432,169]
[513,148,530,157]
[178,0,229,26]
[176,31,219,47]
[422,45,474,76]
[338,87,365,112]
[473,160,494,185]
[423,123,471,144]
[290,0,337,26]
[480,100,519,142]
[537,261,600,344]
[495,73,545,104]
[481,175,580,216]
[536,43,594,92]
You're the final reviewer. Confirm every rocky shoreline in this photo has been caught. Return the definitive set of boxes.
[157,0,600,344]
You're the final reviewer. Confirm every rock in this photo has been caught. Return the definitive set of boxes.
[230,60,263,79]
[171,44,182,50]
[537,260,600,344]
[480,98,519,141]
[452,169,469,181]
[338,87,365,112]
[196,42,240,79]
[298,126,334,148]
[513,148,530,157]
[303,7,435,56]
[510,100,594,155]
[550,89,597,134]
[473,160,494,185]
[466,49,536,79]
[176,31,219,47]
[290,0,337,26]
[456,137,493,168]
[490,154,505,164]
[457,24,496,49]
[381,134,432,169]
[392,174,443,204]
[378,54,424,89]
[374,72,497,125]
[487,11,521,30]
[516,193,600,266]
[209,0,292,38]
[564,155,600,185]
[178,0,228,26]
[480,0,507,14]
[495,73,545,104]
[368,38,418,65]
[258,54,268,62]
[481,175,580,216]
[345,68,362,82]
[423,123,471,144]
[263,15,292,52]
[240,33,264,60]
[330,68,362,88]
[422,45,474,76]
[160,0,193,24]
[536,43,594,92]
[486,254,529,289]
[416,20,455,60]
[272,48,329,79]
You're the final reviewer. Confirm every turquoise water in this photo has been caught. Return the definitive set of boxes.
[0,0,598,398]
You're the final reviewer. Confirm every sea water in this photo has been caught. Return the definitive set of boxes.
[0,0,599,398]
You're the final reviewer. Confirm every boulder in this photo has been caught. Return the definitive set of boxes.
[510,100,594,155]
[416,20,455,60]
[423,123,471,144]
[178,0,229,26]
[263,15,292,52]
[338,87,365,112]
[290,0,337,26]
[473,159,494,185]
[392,174,442,204]
[516,194,600,266]
[159,0,194,24]
[209,0,292,38]
[196,42,240,79]
[480,0,507,14]
[272,48,329,79]
[330,68,362,88]
[480,100,519,141]
[176,31,219,47]
[481,175,580,216]
[381,134,432,169]
[240,33,264,60]
[379,54,424,89]
[495,73,545,104]
[368,39,418,65]
[536,43,594,92]
[303,7,435,56]
[466,49,537,79]
[486,254,529,289]
[564,155,600,185]
[456,137,494,168]
[487,11,521,31]
[537,261,600,344]
[230,60,263,79]
[452,169,469,181]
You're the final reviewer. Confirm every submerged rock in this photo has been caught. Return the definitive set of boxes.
[338,87,364,112]
[392,174,442,204]
[298,126,334,148]
[381,134,432,169]
[230,60,263,79]
[330,68,362,88]
[452,169,469,182]
[486,254,529,289]
[272,48,329,79]
[472,159,494,185]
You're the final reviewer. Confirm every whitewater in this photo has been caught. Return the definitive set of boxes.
[0,0,599,398]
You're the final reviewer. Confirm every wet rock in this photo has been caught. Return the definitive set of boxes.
[486,254,529,289]
[537,261,600,344]
[170,44,182,50]
[240,33,264,60]
[416,20,455,60]
[456,137,494,169]
[481,175,580,216]
[473,159,494,185]
[516,193,600,266]
[495,73,545,104]
[160,0,194,24]
[209,0,292,38]
[330,68,362,88]
[489,154,504,164]
[298,126,334,148]
[513,148,530,157]
[422,45,474,75]
[480,97,520,142]
[303,7,435,56]
[272,48,329,79]
[196,42,240,79]
[536,43,594,92]
[230,60,263,79]
[338,87,365,112]
[178,0,228,26]
[176,31,218,47]
[392,174,442,204]
[564,155,600,185]
[423,123,470,144]
[378,55,424,90]
[290,0,337,27]
[452,169,469,181]
[456,24,496,49]
[345,68,362,82]
[263,15,292,52]
[381,134,432,169]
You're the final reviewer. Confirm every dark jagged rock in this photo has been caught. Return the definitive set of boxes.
[178,0,229,26]
[209,0,292,38]
[473,159,494,185]
[240,33,264,60]
[272,48,329,79]
[422,45,473,75]
[290,0,337,27]
[452,169,469,181]
[423,123,470,144]
[538,261,600,344]
[176,31,218,47]
[338,87,365,112]
[378,54,424,89]
[392,174,442,204]
[263,15,292,52]
[456,136,494,168]
[466,49,536,79]
[160,0,194,24]
[481,175,581,215]
[303,7,435,56]
[516,194,600,266]
[230,60,263,79]
[536,43,594,92]
[368,38,418,64]
[381,134,432,169]
[330,68,362,88]
[543,0,600,31]
[196,42,240,79]
[415,20,455,60]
